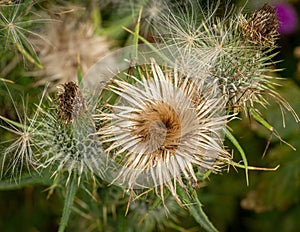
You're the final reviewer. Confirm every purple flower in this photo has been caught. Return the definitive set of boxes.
[273,2,298,34]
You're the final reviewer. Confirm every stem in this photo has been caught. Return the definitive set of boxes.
[58,175,78,232]
[177,186,218,232]
[224,127,249,186]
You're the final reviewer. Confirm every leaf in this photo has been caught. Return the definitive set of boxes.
[0,171,51,190]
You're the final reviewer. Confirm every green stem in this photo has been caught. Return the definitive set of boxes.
[224,127,249,186]
[249,108,273,131]
[177,186,218,232]
[58,175,78,232]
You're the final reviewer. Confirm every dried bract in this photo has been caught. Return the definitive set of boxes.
[240,4,279,46]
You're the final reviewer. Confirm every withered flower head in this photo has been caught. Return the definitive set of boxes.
[98,59,230,202]
[31,5,112,86]
[56,81,88,124]
[240,3,279,46]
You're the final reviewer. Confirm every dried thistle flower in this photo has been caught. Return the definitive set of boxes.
[0,86,47,181]
[31,6,112,86]
[0,1,50,68]
[97,59,230,202]
[240,3,279,46]
[56,82,88,124]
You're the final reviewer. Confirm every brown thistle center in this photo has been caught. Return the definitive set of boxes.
[132,101,181,154]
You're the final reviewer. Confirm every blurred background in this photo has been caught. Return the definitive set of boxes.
[0,0,300,231]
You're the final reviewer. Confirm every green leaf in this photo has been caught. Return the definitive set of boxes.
[0,171,51,190]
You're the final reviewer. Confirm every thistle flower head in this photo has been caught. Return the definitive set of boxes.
[31,6,112,86]
[0,1,50,67]
[0,82,105,184]
[239,3,279,46]
[0,85,46,181]
[98,59,230,202]
[38,82,105,184]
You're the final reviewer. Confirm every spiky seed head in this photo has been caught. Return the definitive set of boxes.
[35,82,104,185]
[0,86,48,181]
[240,3,279,46]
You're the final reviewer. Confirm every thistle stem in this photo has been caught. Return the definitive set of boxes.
[58,174,78,232]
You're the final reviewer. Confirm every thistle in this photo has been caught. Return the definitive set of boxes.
[153,1,298,123]
[37,82,105,185]
[0,1,299,232]
[0,1,50,68]
[0,81,105,186]
[31,5,112,86]
[97,59,230,202]
[0,85,47,181]
[239,3,279,46]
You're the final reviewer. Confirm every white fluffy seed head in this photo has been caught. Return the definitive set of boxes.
[31,5,112,87]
